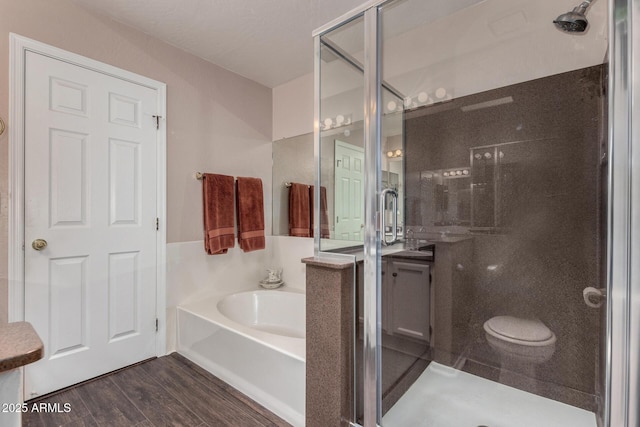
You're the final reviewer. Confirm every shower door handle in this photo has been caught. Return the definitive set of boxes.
[380,188,398,246]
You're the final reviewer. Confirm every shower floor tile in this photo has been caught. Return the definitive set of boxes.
[382,362,597,427]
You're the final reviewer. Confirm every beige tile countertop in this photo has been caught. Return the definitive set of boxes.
[0,322,44,373]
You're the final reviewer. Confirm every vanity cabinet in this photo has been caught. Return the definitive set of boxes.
[387,260,431,341]
[355,253,432,420]
[357,256,431,343]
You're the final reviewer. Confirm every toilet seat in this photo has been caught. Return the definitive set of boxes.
[484,316,556,347]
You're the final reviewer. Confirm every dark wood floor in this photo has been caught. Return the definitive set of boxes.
[22,353,291,427]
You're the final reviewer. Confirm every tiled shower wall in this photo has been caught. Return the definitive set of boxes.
[405,65,607,402]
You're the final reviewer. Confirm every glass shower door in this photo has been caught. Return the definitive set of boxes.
[314,0,640,425]
[375,0,608,426]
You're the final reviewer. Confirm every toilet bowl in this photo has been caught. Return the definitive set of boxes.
[484,316,556,365]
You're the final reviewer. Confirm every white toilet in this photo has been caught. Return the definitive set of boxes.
[483,315,556,381]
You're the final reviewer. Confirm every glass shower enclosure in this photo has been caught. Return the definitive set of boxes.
[313,0,640,426]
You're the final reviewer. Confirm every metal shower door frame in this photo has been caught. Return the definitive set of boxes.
[312,0,639,425]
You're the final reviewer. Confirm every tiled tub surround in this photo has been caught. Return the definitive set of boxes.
[404,65,606,409]
[178,288,305,426]
[170,236,313,427]
[166,236,313,352]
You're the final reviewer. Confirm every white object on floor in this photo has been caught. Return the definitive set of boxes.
[382,362,596,427]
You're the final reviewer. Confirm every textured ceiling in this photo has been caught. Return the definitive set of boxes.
[71,0,608,90]
[71,0,365,88]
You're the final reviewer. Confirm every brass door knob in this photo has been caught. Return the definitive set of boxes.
[32,239,47,251]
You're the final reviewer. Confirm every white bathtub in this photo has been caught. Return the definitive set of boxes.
[177,289,305,426]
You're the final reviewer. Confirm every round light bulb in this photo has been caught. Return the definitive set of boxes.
[499,151,505,158]
[435,88,447,99]
[324,118,333,128]
[417,92,428,103]
[395,149,402,156]
[456,170,462,176]
[484,152,492,159]
[387,151,394,158]
[474,153,482,160]
[463,170,469,175]
[443,172,449,177]
[387,101,397,111]
[336,115,345,125]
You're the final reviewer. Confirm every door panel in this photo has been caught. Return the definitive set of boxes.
[389,261,430,341]
[109,138,141,225]
[23,51,158,398]
[49,256,88,358]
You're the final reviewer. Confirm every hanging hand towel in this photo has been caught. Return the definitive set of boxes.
[288,183,311,237]
[236,177,265,252]
[310,185,331,238]
[202,173,235,254]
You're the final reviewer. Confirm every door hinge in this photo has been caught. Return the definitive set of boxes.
[156,218,159,231]
[155,318,159,332]
[152,115,162,130]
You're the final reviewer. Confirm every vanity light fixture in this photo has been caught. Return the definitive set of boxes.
[387,87,453,112]
[443,168,470,178]
[321,114,352,131]
[386,149,403,158]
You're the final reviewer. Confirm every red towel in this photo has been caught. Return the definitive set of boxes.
[310,185,330,238]
[202,174,235,255]
[236,177,265,252]
[289,183,311,237]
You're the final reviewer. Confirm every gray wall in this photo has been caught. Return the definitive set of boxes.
[405,65,607,404]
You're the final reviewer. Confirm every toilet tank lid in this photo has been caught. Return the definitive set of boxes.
[485,316,554,342]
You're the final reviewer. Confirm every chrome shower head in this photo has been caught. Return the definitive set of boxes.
[553,0,593,33]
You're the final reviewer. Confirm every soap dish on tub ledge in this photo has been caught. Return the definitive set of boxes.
[259,278,284,289]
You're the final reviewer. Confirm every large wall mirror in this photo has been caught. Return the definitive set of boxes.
[272,115,404,251]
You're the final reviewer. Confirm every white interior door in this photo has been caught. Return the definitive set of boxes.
[334,140,365,241]
[23,51,159,399]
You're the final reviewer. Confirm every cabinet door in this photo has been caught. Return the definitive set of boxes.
[390,261,430,341]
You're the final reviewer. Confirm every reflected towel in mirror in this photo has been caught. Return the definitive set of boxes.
[236,177,265,252]
[288,183,312,237]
